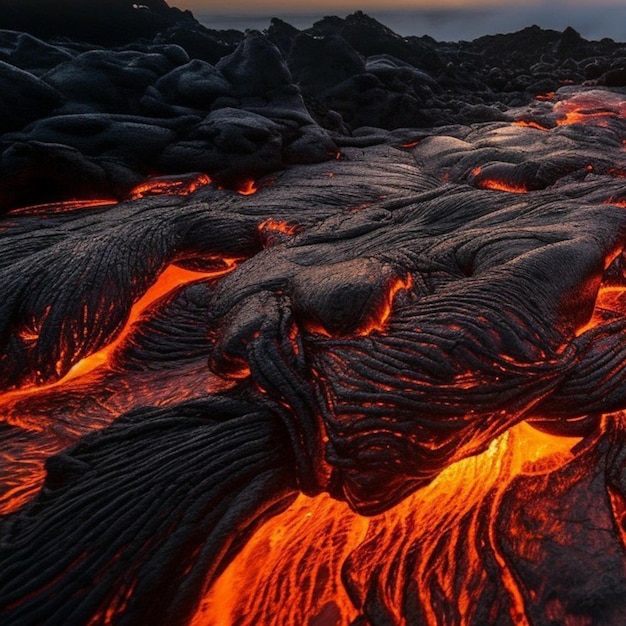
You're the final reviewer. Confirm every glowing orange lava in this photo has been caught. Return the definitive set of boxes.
[553,92,626,127]
[8,198,118,216]
[1,261,239,415]
[236,179,258,195]
[556,111,614,127]
[0,261,240,515]
[357,274,413,336]
[258,218,299,236]
[514,120,549,131]
[477,179,528,193]
[64,262,237,383]
[512,92,626,133]
[196,422,581,625]
[0,462,48,515]
[128,174,212,199]
[576,285,626,335]
[303,274,413,338]
[472,168,527,193]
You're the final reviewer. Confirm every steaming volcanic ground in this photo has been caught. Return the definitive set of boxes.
[1,3,626,625]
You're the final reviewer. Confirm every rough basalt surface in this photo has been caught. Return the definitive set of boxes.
[1,2,626,625]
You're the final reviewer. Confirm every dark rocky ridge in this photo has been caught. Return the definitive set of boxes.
[0,2,625,209]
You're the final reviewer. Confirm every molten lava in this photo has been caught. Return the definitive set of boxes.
[576,285,626,335]
[476,179,528,193]
[8,198,118,216]
[236,179,258,195]
[258,218,299,237]
[65,263,236,381]
[0,260,239,515]
[513,120,550,131]
[128,174,212,199]
[471,167,527,194]
[302,274,413,338]
[357,274,413,336]
[554,91,626,126]
[195,422,582,625]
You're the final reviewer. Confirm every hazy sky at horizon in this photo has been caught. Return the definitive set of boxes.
[170,0,626,41]
[175,0,619,12]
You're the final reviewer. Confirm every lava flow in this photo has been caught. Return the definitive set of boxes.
[0,259,239,515]
[555,91,626,126]
[5,261,237,402]
[471,167,528,194]
[128,174,212,199]
[575,285,626,335]
[8,198,119,216]
[513,120,550,131]
[195,422,583,626]
[476,178,528,194]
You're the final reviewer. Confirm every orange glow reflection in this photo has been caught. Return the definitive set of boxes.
[1,261,238,410]
[357,274,413,336]
[258,218,299,236]
[554,92,626,127]
[0,261,238,515]
[196,422,581,625]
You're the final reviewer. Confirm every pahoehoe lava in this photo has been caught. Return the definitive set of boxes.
[1,2,626,625]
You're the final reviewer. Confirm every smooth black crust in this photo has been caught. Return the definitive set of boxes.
[2,5,626,626]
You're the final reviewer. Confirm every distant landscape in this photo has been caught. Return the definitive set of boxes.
[197,5,626,41]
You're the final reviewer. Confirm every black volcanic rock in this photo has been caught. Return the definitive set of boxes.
[0,140,140,208]
[0,61,63,132]
[216,31,294,98]
[155,24,240,64]
[266,17,300,57]
[289,33,365,95]
[470,25,562,64]
[150,59,232,110]
[557,26,588,60]
[42,49,181,114]
[598,67,626,87]
[0,31,74,75]
[0,0,196,45]
[0,8,624,203]
[310,11,443,74]
[159,107,284,182]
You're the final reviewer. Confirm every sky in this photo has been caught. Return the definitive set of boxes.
[175,0,617,13]
[172,0,626,42]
